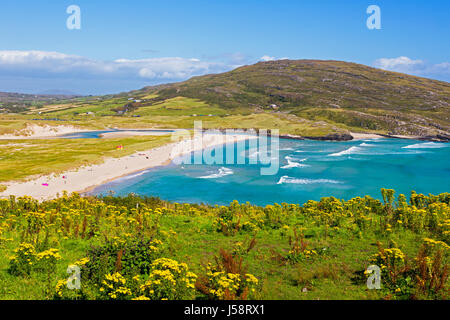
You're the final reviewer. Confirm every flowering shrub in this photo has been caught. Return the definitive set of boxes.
[196,248,259,300]
[54,278,85,300]
[367,238,449,299]
[368,243,413,298]
[202,269,259,300]
[35,248,62,274]
[0,190,448,300]
[99,272,133,300]
[139,258,197,300]
[8,243,61,275]
[414,239,449,298]
[84,236,167,284]
[8,243,37,276]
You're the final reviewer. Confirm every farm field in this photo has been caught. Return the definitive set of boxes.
[0,96,349,138]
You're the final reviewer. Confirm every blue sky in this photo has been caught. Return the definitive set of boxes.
[0,0,449,95]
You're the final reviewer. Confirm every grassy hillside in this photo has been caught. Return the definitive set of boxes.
[1,60,449,138]
[147,60,450,137]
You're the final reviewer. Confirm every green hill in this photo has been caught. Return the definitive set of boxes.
[142,60,450,137]
[2,60,449,139]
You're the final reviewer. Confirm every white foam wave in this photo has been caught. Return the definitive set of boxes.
[277,176,342,185]
[402,142,446,149]
[121,170,149,180]
[359,143,375,147]
[241,148,271,159]
[281,157,310,169]
[329,146,362,157]
[199,167,234,179]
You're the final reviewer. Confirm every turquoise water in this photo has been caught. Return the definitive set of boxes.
[90,138,450,206]
[61,129,176,139]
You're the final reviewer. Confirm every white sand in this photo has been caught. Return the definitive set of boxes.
[0,133,257,201]
[385,134,421,140]
[0,124,90,140]
[350,132,384,140]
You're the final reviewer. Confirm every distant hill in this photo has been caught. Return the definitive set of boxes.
[37,90,81,96]
[0,91,80,113]
[141,60,450,137]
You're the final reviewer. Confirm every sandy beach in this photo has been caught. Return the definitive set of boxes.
[0,133,257,201]
[0,124,91,140]
[350,132,384,140]
[0,125,185,140]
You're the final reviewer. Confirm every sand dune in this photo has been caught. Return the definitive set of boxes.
[0,124,90,140]
[350,132,384,140]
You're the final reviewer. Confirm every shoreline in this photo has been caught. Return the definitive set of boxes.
[1,124,447,142]
[78,158,173,196]
[0,133,257,201]
[1,128,447,201]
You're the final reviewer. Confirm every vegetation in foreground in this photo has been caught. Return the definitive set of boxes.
[0,189,448,300]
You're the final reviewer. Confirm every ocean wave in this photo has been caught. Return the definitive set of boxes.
[239,148,257,159]
[199,167,234,179]
[280,147,295,151]
[285,156,303,161]
[277,176,342,185]
[402,142,446,149]
[359,143,375,147]
[281,157,309,169]
[241,148,276,160]
[121,170,149,180]
[329,146,362,157]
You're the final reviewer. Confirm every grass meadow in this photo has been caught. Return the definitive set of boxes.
[0,190,448,300]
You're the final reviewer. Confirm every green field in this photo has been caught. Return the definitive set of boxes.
[0,190,448,300]
[0,94,366,140]
[0,135,172,183]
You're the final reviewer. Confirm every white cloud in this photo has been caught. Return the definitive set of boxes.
[0,50,292,94]
[259,55,290,62]
[373,56,450,79]
[429,62,450,75]
[373,56,424,73]
[260,55,276,62]
[0,50,230,81]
